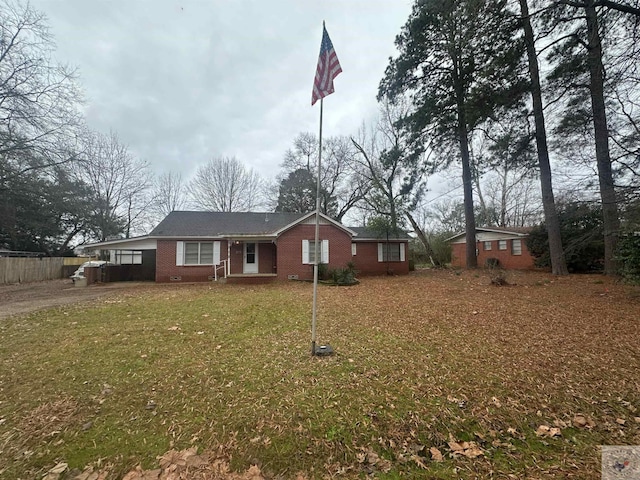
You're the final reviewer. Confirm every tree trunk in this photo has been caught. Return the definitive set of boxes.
[457,104,478,268]
[520,0,569,275]
[406,211,438,266]
[585,0,620,274]
[500,161,508,227]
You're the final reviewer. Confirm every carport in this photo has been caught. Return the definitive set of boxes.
[83,236,158,282]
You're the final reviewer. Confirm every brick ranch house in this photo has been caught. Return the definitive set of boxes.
[448,227,535,269]
[84,211,410,283]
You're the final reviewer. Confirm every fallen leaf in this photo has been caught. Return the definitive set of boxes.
[430,446,444,462]
[462,445,484,458]
[49,462,68,474]
[448,440,464,452]
[553,419,567,428]
[572,414,595,429]
[410,454,428,469]
[535,425,561,437]
[41,462,68,480]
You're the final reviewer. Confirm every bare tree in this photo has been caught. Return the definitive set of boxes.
[470,111,542,228]
[0,0,82,180]
[351,100,425,232]
[74,130,152,241]
[280,133,366,221]
[189,156,262,212]
[152,171,187,218]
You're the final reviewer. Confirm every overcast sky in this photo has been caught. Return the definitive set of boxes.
[31,0,414,184]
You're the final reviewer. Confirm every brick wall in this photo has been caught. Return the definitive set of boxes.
[258,242,277,274]
[156,239,230,282]
[156,231,411,282]
[451,238,535,269]
[353,241,410,276]
[226,241,276,274]
[276,224,353,280]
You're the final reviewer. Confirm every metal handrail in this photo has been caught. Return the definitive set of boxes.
[214,259,228,281]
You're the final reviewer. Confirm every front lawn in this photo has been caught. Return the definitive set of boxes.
[0,270,638,479]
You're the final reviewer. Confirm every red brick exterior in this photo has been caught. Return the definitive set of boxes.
[156,239,230,282]
[153,226,411,283]
[451,238,535,269]
[353,241,410,276]
[228,241,276,275]
[275,224,353,280]
[259,242,277,274]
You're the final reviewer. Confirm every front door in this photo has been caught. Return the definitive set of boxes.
[243,242,258,274]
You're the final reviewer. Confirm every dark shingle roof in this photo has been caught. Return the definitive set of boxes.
[149,211,309,237]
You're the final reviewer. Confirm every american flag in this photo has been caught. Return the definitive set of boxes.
[311,24,342,106]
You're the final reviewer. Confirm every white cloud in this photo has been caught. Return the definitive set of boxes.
[33,0,412,181]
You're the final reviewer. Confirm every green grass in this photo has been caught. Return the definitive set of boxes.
[0,271,639,479]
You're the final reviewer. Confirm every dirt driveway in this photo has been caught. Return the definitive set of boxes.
[0,280,149,319]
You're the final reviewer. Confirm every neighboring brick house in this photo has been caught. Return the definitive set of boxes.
[84,211,410,283]
[448,227,535,270]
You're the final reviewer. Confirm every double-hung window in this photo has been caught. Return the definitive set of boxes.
[302,239,329,264]
[512,239,522,255]
[377,242,406,262]
[176,241,220,266]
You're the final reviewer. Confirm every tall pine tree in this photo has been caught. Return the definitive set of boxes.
[379,0,526,268]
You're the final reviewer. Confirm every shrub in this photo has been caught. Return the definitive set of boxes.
[327,262,358,286]
[485,258,500,268]
[526,202,604,272]
[409,234,452,267]
[489,268,509,286]
[617,232,640,284]
[317,263,329,280]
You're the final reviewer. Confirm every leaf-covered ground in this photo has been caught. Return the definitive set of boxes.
[0,269,639,479]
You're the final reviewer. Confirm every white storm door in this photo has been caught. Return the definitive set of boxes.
[243,242,258,274]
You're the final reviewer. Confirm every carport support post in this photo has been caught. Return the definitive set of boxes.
[311,98,324,356]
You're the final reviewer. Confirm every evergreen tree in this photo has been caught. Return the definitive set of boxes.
[518,0,569,275]
[379,0,526,268]
[275,168,337,217]
[545,0,640,273]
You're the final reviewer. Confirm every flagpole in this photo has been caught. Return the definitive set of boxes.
[311,97,324,356]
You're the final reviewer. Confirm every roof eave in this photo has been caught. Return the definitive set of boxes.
[445,228,530,242]
[83,235,154,249]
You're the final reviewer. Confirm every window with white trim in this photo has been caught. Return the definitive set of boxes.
[351,243,357,256]
[377,242,406,262]
[177,241,220,265]
[512,239,522,255]
[302,239,329,264]
[484,241,492,251]
[498,240,507,250]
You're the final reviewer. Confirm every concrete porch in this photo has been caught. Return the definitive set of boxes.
[219,273,278,285]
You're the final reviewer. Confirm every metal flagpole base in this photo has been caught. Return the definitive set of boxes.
[312,343,334,357]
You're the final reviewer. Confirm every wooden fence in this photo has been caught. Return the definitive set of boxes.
[0,257,65,284]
